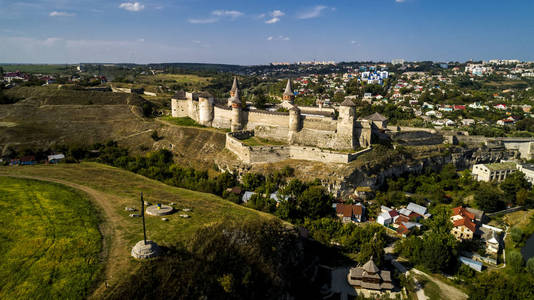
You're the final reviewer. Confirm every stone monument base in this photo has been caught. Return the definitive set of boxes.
[131,240,161,259]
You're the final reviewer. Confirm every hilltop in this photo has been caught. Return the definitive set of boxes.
[0,162,276,298]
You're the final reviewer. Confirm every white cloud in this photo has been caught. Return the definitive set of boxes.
[189,9,243,24]
[297,5,328,19]
[267,35,290,41]
[264,10,284,24]
[137,38,145,42]
[119,2,145,12]
[396,0,406,2]
[271,10,285,17]
[188,17,218,24]
[212,10,243,19]
[49,11,75,17]
[265,17,280,24]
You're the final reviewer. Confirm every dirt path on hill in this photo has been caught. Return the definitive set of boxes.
[412,269,468,300]
[0,175,131,299]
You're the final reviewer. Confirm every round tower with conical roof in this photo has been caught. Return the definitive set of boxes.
[282,79,295,104]
[228,77,240,106]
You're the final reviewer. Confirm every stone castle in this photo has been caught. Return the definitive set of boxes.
[171,78,388,153]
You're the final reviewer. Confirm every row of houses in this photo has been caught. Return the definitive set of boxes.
[7,154,65,166]
[377,202,431,236]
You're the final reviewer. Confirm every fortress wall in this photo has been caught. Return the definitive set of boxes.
[301,117,337,131]
[244,110,289,128]
[288,146,350,163]
[248,146,291,164]
[225,133,371,164]
[212,105,233,129]
[171,99,190,118]
[254,125,290,143]
[225,133,252,163]
[298,106,336,114]
[292,128,339,149]
[186,100,200,122]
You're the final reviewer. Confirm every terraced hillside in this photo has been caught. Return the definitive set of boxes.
[0,86,227,168]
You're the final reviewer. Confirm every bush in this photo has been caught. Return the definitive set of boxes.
[511,227,523,244]
[527,257,534,276]
[508,251,524,273]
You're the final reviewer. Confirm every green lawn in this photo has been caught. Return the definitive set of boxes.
[240,136,287,147]
[159,116,205,128]
[0,177,102,299]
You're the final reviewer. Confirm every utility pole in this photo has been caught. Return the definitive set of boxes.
[141,192,147,245]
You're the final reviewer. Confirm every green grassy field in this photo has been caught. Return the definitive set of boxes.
[1,64,74,74]
[0,177,102,299]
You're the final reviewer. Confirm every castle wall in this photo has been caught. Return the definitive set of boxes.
[301,116,337,131]
[171,99,190,118]
[243,110,289,129]
[225,133,372,164]
[212,105,233,129]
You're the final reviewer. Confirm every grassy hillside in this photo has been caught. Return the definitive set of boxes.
[0,163,273,298]
[0,177,102,299]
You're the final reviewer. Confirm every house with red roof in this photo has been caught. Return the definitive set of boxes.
[450,206,477,240]
[336,203,365,223]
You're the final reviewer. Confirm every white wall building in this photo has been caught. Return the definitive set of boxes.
[472,162,517,182]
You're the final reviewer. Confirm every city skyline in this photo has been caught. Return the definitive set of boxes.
[1,0,533,64]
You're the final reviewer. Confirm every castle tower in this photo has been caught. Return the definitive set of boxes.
[230,88,242,132]
[288,106,301,144]
[228,77,239,106]
[336,98,357,149]
[282,79,295,104]
[198,93,214,127]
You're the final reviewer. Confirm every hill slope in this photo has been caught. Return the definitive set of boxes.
[0,162,272,298]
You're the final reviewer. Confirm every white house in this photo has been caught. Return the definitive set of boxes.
[472,162,517,182]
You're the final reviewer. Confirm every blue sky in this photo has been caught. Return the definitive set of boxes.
[0,0,533,65]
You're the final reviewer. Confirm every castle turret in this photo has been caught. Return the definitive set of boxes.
[336,99,357,149]
[288,106,301,144]
[230,88,242,132]
[228,77,239,106]
[282,79,295,104]
[198,92,214,127]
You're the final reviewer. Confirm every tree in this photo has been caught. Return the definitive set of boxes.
[500,172,531,205]
[527,257,534,276]
[511,227,523,244]
[508,251,524,273]
[474,186,504,212]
